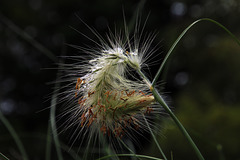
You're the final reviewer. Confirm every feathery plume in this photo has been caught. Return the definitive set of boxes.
[58,19,161,155]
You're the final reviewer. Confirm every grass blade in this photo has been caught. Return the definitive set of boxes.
[0,152,10,160]
[143,115,167,160]
[0,111,29,160]
[50,70,64,160]
[152,18,240,87]
[45,124,52,160]
[137,69,204,160]
[97,153,162,160]
[151,87,204,160]
[0,13,58,63]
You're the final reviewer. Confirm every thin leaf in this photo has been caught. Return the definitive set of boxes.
[143,115,167,160]
[97,154,162,160]
[0,152,10,160]
[0,111,29,160]
[152,18,240,87]
[0,13,58,63]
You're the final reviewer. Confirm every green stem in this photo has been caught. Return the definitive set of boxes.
[97,154,162,160]
[145,18,240,159]
[50,81,64,160]
[0,111,29,160]
[152,18,240,87]
[45,124,52,160]
[0,152,9,160]
[151,87,204,160]
[143,115,167,160]
[137,70,204,160]
[49,47,66,160]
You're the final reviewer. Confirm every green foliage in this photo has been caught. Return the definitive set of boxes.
[157,92,240,160]
[1,0,240,159]
[154,37,240,160]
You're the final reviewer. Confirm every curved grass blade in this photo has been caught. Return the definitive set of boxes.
[0,152,10,160]
[152,18,240,87]
[50,69,64,160]
[45,124,52,160]
[0,111,29,160]
[97,154,162,160]
[0,13,58,63]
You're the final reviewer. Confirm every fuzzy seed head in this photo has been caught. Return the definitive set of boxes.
[59,21,160,151]
[74,46,155,137]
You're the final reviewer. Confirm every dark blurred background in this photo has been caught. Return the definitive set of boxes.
[0,0,240,160]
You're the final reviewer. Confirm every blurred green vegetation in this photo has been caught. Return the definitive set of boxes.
[152,37,240,160]
[0,0,240,160]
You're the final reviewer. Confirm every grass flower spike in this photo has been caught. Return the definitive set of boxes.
[74,45,155,138]
[55,17,167,160]
[57,21,163,155]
